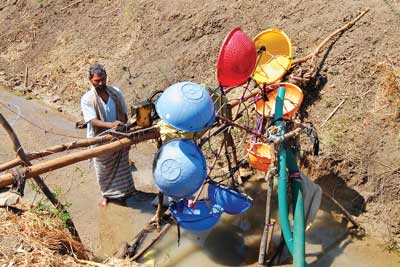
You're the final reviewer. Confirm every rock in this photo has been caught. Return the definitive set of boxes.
[49,95,61,103]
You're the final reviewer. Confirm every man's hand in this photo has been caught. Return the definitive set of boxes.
[109,120,124,129]
[91,119,124,129]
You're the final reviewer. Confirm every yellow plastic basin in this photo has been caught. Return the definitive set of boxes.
[253,29,292,84]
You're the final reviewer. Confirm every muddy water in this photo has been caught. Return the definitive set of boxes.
[104,178,400,267]
[146,180,271,267]
[1,88,400,266]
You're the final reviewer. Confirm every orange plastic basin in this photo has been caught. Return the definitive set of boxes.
[255,82,303,119]
[245,142,273,172]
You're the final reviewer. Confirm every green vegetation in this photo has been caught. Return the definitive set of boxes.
[384,238,400,255]
[30,182,72,229]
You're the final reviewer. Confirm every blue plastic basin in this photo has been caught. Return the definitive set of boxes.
[153,139,207,199]
[155,82,216,132]
[170,200,223,231]
[208,181,253,215]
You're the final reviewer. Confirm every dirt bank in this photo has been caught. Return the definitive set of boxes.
[0,0,399,254]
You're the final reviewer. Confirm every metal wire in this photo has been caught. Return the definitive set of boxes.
[0,101,82,139]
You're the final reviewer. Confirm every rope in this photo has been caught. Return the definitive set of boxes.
[10,167,27,196]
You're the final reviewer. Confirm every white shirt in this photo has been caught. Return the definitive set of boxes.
[80,86,128,138]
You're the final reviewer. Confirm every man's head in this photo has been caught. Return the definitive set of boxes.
[89,64,107,91]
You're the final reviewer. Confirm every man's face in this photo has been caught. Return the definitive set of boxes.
[90,72,107,90]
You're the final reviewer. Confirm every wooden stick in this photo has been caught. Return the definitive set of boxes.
[154,139,165,230]
[272,127,303,144]
[0,123,141,172]
[154,192,164,231]
[0,135,114,172]
[320,98,346,128]
[293,8,370,65]
[322,191,362,229]
[128,210,172,258]
[266,219,276,262]
[194,133,228,203]
[0,128,160,188]
[127,229,148,257]
[60,0,84,11]
[218,115,267,141]
[374,159,400,175]
[74,259,107,267]
[24,65,28,88]
[131,223,172,261]
[229,88,261,108]
[258,169,275,265]
[0,113,81,240]
[88,8,119,18]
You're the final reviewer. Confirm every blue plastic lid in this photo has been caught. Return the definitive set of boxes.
[208,181,253,215]
[153,139,207,199]
[156,82,216,132]
[170,200,223,231]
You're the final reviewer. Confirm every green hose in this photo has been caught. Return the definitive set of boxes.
[275,86,306,267]
[286,149,306,267]
[275,86,294,254]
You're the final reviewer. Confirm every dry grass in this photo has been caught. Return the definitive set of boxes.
[374,61,400,116]
[0,208,141,267]
[0,207,87,267]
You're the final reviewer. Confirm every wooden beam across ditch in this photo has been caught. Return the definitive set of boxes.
[0,134,115,172]
[0,128,160,188]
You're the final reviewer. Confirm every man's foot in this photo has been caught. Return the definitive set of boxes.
[99,197,108,207]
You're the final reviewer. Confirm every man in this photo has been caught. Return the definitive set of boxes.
[81,63,136,207]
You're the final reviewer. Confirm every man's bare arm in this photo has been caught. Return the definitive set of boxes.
[91,119,124,129]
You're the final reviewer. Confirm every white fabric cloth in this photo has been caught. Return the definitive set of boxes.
[301,172,322,228]
[80,85,135,198]
[80,86,128,138]
[93,148,135,198]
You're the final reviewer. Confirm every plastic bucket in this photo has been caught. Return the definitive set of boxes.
[153,139,207,198]
[208,181,253,215]
[253,29,292,85]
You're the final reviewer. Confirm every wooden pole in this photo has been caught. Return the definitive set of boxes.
[265,219,276,265]
[131,223,172,261]
[151,138,165,230]
[0,135,114,172]
[24,65,28,88]
[320,98,346,128]
[229,88,261,108]
[322,191,363,230]
[60,0,84,11]
[0,113,81,240]
[258,161,275,265]
[292,8,370,65]
[218,115,267,141]
[0,128,160,188]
